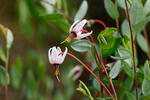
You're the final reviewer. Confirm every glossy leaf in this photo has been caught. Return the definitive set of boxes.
[134,16,150,33]
[137,33,148,53]
[74,0,88,21]
[97,28,121,56]
[142,78,150,95]
[104,0,119,19]
[0,65,10,86]
[0,46,6,62]
[144,60,150,80]
[144,0,150,16]
[118,48,132,67]
[129,0,144,26]
[92,78,101,92]
[6,29,14,49]
[116,0,130,9]
[71,40,91,52]
[109,60,121,79]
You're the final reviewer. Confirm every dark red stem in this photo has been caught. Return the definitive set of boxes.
[66,52,115,100]
[125,0,138,100]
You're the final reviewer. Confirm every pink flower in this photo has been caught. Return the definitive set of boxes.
[64,19,93,43]
[48,46,67,81]
[68,65,83,81]
[48,46,67,64]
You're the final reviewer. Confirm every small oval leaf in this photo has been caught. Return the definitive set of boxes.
[142,78,150,95]
[74,0,88,21]
[104,0,119,19]
[109,60,121,79]
[71,40,91,52]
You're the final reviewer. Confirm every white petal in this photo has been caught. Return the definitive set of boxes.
[77,31,93,39]
[51,46,59,64]
[57,47,62,54]
[69,20,80,33]
[48,48,53,64]
[73,19,87,33]
[59,47,68,64]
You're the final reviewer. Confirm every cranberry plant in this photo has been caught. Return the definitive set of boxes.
[0,0,150,100]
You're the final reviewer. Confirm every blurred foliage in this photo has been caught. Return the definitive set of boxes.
[0,0,150,100]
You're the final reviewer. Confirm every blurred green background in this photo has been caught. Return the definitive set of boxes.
[0,0,149,100]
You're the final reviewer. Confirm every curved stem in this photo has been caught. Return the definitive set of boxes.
[66,53,115,100]
[125,0,138,100]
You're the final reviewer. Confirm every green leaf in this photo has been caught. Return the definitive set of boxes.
[121,61,132,77]
[142,78,150,95]
[110,56,130,60]
[39,13,64,20]
[116,0,130,9]
[134,16,150,33]
[104,0,119,19]
[18,0,34,36]
[144,60,150,80]
[118,48,132,67]
[97,28,121,56]
[0,46,6,62]
[144,0,150,16]
[125,91,136,100]
[10,57,23,89]
[74,0,88,21]
[71,40,91,52]
[121,20,130,38]
[92,78,101,92]
[129,0,144,26]
[0,65,10,86]
[6,29,14,49]
[109,60,121,79]
[137,33,148,53]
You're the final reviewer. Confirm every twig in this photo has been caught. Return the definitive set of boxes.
[125,0,138,100]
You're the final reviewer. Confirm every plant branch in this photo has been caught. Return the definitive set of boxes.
[125,0,138,100]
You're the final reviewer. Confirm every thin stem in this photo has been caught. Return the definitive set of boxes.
[5,48,9,100]
[115,0,120,35]
[125,0,138,100]
[66,52,115,100]
[143,27,150,61]
[94,20,107,29]
[90,36,118,100]
[81,28,118,100]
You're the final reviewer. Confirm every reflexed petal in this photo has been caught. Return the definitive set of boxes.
[73,19,87,33]
[48,48,53,64]
[69,20,80,33]
[57,47,62,54]
[77,31,93,39]
[59,47,68,64]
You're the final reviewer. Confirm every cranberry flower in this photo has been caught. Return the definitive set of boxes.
[68,65,83,81]
[64,19,93,43]
[48,46,67,81]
